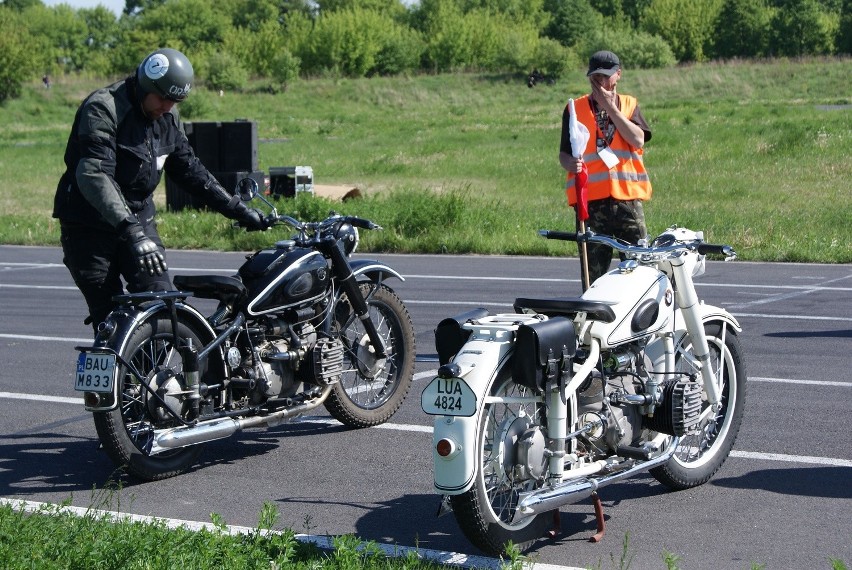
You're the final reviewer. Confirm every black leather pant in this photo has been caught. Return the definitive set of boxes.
[60,217,171,332]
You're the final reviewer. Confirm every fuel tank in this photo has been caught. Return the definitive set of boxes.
[238,241,330,315]
[581,263,674,347]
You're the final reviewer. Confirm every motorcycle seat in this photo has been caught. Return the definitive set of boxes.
[513,297,616,323]
[173,275,247,301]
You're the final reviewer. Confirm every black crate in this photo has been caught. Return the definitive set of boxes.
[219,120,258,171]
[184,120,258,172]
[185,121,222,171]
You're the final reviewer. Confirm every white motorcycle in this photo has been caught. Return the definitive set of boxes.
[421,227,746,555]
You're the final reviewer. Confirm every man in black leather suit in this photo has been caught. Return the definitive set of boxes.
[53,48,267,331]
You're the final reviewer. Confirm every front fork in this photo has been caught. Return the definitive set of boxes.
[668,257,722,407]
[325,238,387,359]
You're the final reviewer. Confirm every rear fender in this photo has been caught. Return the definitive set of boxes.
[81,301,223,412]
[430,336,513,494]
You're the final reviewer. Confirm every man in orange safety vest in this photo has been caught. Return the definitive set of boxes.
[559,50,653,285]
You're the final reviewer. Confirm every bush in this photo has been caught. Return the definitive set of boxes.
[205,52,249,92]
[587,28,677,70]
[530,37,579,79]
[300,8,416,77]
[373,25,424,75]
[269,49,301,92]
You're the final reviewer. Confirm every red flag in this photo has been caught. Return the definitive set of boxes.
[575,162,589,221]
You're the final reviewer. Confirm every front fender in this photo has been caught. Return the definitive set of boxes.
[645,304,741,373]
[80,300,223,412]
[350,259,405,283]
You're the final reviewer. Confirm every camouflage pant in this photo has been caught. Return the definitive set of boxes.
[575,198,647,285]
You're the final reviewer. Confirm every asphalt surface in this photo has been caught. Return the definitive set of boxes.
[1,244,850,569]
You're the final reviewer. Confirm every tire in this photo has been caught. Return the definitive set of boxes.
[650,321,747,490]
[324,283,415,427]
[93,315,206,481]
[449,370,551,556]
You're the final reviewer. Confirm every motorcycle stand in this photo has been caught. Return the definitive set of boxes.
[589,491,606,543]
[544,491,607,542]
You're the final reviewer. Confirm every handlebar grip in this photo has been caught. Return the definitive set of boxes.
[539,230,579,242]
[697,243,735,257]
[348,217,381,230]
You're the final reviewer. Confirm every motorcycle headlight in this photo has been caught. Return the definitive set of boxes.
[334,222,359,256]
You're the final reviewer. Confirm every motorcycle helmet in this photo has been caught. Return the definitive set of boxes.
[137,48,194,102]
[334,221,359,256]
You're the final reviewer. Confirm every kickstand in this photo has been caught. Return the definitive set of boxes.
[545,509,561,538]
[589,491,606,543]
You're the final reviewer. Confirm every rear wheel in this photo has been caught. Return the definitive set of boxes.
[324,283,415,427]
[450,371,550,556]
[93,315,206,481]
[650,321,746,489]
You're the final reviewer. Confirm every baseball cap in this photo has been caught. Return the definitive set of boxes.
[586,51,621,77]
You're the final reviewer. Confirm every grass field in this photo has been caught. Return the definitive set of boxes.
[0,57,849,262]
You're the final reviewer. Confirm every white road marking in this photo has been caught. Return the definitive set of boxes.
[3,379,850,467]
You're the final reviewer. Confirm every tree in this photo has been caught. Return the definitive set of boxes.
[838,0,852,53]
[769,0,837,55]
[416,0,476,72]
[641,0,723,61]
[711,0,772,58]
[22,4,89,72]
[542,0,603,49]
[0,8,40,103]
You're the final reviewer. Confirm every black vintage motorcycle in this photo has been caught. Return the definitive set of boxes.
[74,178,416,481]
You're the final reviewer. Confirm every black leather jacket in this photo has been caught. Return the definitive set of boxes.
[53,76,231,231]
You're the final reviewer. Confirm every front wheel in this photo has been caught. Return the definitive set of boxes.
[650,321,747,489]
[324,283,415,427]
[449,370,551,556]
[93,314,206,481]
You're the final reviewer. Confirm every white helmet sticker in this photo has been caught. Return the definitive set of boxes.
[144,53,169,80]
[169,83,191,99]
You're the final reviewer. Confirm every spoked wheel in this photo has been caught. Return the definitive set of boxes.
[651,321,747,489]
[450,370,550,556]
[324,283,415,427]
[93,315,206,481]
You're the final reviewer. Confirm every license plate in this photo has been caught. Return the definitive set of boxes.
[421,377,477,417]
[75,352,116,393]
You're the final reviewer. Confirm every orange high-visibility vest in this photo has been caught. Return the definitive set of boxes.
[565,94,652,206]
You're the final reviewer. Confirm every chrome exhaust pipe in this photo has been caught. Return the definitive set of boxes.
[514,437,679,521]
[150,387,332,454]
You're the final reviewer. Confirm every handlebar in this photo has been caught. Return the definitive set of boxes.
[270,213,382,232]
[539,228,736,260]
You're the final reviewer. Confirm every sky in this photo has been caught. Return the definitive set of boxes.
[42,0,126,16]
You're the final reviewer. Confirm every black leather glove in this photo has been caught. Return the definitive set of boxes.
[121,223,167,276]
[233,201,268,232]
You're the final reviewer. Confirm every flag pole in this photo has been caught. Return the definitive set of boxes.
[578,212,591,292]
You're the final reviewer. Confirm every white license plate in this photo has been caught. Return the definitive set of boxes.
[74,352,116,393]
[421,377,477,417]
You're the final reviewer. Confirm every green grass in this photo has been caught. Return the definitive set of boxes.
[0,499,449,570]
[1,57,850,262]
